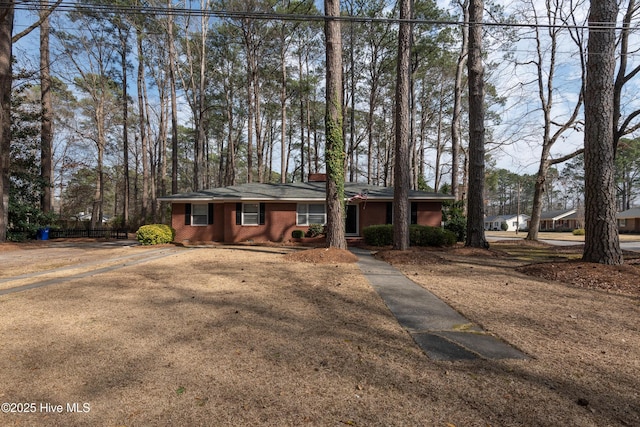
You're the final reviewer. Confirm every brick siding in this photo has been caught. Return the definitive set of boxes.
[172,200,444,244]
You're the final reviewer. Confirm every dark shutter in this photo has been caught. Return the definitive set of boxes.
[386,202,393,224]
[208,203,214,224]
[259,203,266,225]
[184,203,191,225]
[410,202,418,225]
[236,203,242,225]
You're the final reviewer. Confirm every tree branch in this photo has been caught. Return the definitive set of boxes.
[549,148,584,165]
[12,0,63,43]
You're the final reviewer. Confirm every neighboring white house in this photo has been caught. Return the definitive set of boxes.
[484,214,530,231]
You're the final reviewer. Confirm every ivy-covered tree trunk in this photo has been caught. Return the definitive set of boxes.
[324,0,346,250]
[583,0,623,265]
[0,2,13,242]
[465,0,488,248]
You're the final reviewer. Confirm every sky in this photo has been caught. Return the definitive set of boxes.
[11,1,640,180]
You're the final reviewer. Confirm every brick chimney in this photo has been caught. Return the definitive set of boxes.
[308,173,327,182]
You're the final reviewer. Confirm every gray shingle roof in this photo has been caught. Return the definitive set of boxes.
[617,207,640,219]
[540,209,576,220]
[158,182,454,202]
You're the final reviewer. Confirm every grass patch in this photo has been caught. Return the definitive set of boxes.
[490,243,583,263]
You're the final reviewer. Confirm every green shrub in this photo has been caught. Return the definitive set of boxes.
[363,224,394,246]
[500,221,509,231]
[409,225,457,247]
[442,200,466,242]
[572,228,585,236]
[136,224,175,245]
[362,224,456,247]
[291,229,305,239]
[306,223,325,237]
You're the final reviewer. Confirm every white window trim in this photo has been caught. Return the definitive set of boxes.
[191,203,209,226]
[296,203,327,226]
[242,203,260,226]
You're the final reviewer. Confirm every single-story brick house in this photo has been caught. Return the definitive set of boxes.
[617,207,640,233]
[532,209,578,231]
[158,178,454,244]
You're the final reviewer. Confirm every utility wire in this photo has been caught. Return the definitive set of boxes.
[12,0,640,31]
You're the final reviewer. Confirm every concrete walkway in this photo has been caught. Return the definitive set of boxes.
[351,248,528,361]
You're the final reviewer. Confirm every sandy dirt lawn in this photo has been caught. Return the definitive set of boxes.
[0,241,638,427]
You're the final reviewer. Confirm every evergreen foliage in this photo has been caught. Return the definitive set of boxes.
[136,224,175,245]
[363,224,456,247]
[442,200,466,242]
[8,86,57,241]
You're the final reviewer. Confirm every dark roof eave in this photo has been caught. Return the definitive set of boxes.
[158,195,455,203]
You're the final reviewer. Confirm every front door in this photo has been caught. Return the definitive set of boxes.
[345,204,359,236]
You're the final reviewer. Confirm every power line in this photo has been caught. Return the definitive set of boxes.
[13,0,640,31]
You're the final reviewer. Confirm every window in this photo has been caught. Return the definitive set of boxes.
[185,203,213,226]
[192,204,209,225]
[410,202,418,225]
[243,203,260,225]
[297,204,326,225]
[237,203,265,226]
[619,218,626,227]
[385,202,416,224]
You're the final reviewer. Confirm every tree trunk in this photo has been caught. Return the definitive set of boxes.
[196,10,208,191]
[451,0,468,201]
[324,0,347,250]
[246,72,254,183]
[158,87,168,222]
[225,80,236,186]
[253,63,264,183]
[393,0,411,251]
[167,0,179,195]
[465,0,488,248]
[280,38,287,183]
[583,0,623,265]
[142,71,157,221]
[137,28,149,220]
[433,82,445,192]
[39,3,53,214]
[348,19,356,182]
[0,2,13,242]
[118,25,130,228]
[91,103,105,230]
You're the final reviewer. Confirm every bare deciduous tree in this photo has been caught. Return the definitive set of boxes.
[524,0,585,241]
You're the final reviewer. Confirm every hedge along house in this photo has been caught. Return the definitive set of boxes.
[158,176,454,244]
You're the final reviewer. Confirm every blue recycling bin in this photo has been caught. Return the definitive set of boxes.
[37,227,50,240]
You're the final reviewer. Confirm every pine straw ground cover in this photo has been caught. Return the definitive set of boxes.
[0,241,638,426]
